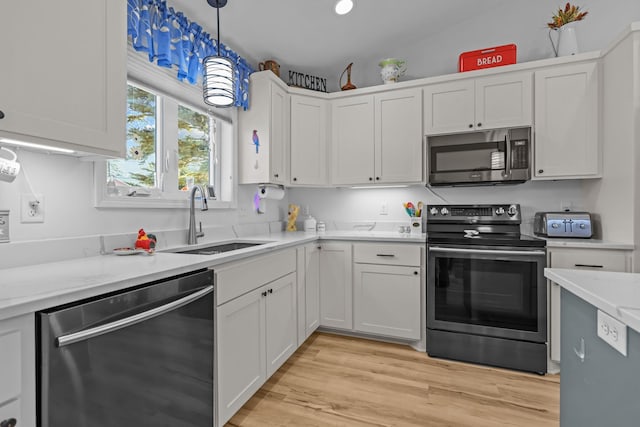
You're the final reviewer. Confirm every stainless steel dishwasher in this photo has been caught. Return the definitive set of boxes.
[38,269,214,427]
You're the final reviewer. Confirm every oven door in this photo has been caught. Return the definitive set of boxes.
[427,244,546,343]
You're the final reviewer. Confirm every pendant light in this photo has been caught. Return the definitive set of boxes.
[203,0,235,107]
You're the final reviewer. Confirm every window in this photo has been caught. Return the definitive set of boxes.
[95,76,235,209]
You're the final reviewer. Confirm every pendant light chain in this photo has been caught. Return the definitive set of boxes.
[216,0,221,56]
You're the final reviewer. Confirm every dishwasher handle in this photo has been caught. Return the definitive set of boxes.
[55,285,214,348]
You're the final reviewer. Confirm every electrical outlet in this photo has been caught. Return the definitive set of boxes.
[21,193,44,223]
[380,201,388,215]
[597,310,627,356]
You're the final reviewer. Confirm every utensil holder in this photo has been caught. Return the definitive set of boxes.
[410,217,422,234]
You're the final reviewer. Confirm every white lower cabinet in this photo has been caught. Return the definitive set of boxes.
[217,287,266,425]
[319,242,353,329]
[217,272,297,425]
[304,244,321,338]
[265,273,298,377]
[353,243,422,340]
[0,314,35,427]
[547,247,632,363]
[353,264,421,340]
[215,250,297,426]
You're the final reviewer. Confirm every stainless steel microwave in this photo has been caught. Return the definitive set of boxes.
[426,127,531,186]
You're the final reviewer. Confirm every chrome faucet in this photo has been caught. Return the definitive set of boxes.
[188,184,209,245]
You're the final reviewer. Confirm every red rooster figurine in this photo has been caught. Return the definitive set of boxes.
[135,228,156,251]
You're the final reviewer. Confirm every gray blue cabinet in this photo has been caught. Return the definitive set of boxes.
[561,289,640,426]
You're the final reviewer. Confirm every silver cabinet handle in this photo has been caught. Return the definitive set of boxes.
[573,337,585,362]
[56,285,214,347]
[376,254,396,257]
[429,246,546,257]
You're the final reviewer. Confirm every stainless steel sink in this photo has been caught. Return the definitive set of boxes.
[170,241,267,255]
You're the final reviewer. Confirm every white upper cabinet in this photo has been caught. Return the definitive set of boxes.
[332,88,422,185]
[239,72,289,185]
[290,95,328,185]
[375,89,423,183]
[332,95,375,185]
[0,0,126,156]
[534,61,600,179]
[424,71,532,135]
[423,80,475,134]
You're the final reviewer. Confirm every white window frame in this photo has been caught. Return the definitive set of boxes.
[94,46,237,209]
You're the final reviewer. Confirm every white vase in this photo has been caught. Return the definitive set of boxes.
[550,22,579,57]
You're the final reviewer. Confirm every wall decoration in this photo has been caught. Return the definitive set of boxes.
[288,71,328,93]
[252,130,260,154]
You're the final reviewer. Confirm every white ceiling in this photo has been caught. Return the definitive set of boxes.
[168,0,511,78]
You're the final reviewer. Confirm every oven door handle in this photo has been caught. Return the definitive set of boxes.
[55,285,214,348]
[429,246,546,257]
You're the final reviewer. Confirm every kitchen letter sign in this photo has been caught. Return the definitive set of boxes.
[288,70,328,93]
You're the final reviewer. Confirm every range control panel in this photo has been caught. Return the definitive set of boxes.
[0,210,9,243]
[426,204,521,223]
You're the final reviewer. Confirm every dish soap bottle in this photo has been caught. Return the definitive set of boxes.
[303,206,317,232]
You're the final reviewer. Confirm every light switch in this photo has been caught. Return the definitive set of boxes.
[597,310,627,356]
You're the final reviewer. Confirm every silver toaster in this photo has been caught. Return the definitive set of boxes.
[533,212,592,238]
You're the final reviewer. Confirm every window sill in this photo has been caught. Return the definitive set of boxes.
[95,196,235,210]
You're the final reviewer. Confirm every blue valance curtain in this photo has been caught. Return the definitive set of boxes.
[127,0,253,109]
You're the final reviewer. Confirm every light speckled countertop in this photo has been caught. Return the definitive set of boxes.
[0,231,425,321]
[545,268,640,333]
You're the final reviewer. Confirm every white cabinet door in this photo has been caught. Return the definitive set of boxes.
[475,72,532,129]
[0,315,35,427]
[270,83,289,185]
[534,62,600,179]
[305,244,321,338]
[424,72,532,136]
[238,72,289,184]
[353,264,421,340]
[217,287,266,426]
[331,96,375,185]
[319,242,353,329]
[375,88,423,183]
[265,272,298,377]
[290,95,328,185]
[0,0,126,156]
[547,248,631,363]
[423,80,475,135]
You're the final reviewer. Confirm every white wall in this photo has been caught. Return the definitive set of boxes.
[0,149,287,242]
[2,3,636,244]
[289,180,586,235]
[347,1,640,90]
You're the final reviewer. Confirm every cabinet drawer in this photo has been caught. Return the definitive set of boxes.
[216,249,296,305]
[353,243,421,267]
[0,331,21,404]
[0,398,20,425]
[549,248,630,272]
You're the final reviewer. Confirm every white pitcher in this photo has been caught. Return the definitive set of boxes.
[379,58,406,84]
[549,22,579,57]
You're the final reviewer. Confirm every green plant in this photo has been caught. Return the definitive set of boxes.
[548,3,588,29]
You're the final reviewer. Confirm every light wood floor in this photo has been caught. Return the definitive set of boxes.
[226,332,560,427]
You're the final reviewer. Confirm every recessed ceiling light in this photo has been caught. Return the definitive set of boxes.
[335,0,353,15]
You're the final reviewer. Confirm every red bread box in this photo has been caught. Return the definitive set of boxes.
[458,44,517,72]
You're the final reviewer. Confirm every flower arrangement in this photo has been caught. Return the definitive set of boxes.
[547,3,588,29]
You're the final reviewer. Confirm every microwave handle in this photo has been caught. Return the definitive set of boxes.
[502,133,512,178]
